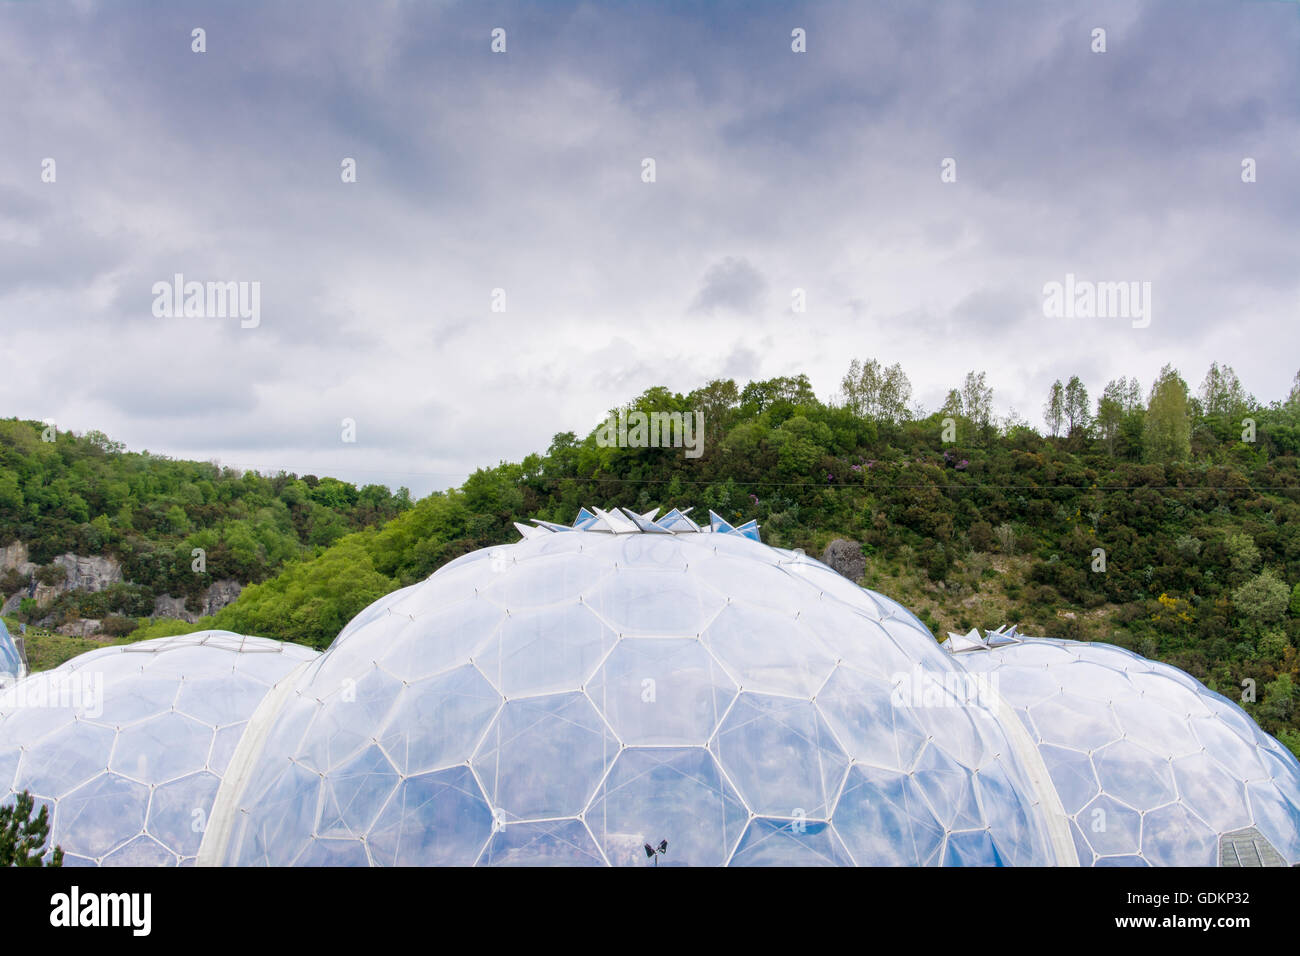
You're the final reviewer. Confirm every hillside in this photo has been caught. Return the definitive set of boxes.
[4,362,1300,756]
[0,418,411,637]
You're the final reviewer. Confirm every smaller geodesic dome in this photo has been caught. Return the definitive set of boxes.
[950,631,1300,866]
[0,619,22,686]
[0,631,318,865]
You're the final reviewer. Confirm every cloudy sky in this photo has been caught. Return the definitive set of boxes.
[2,0,1297,496]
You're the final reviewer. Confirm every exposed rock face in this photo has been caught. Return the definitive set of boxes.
[151,579,244,622]
[55,618,102,638]
[152,594,191,620]
[1,541,245,626]
[0,541,36,576]
[201,579,243,616]
[52,554,122,592]
[32,554,123,607]
[821,538,866,584]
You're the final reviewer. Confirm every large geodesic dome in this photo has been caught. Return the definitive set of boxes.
[0,619,22,686]
[0,631,318,865]
[953,634,1300,866]
[205,507,1071,866]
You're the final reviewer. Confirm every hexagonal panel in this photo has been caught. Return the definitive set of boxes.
[943,829,1006,866]
[910,742,985,832]
[317,745,400,839]
[703,604,836,698]
[1092,739,1177,809]
[586,639,735,746]
[710,693,848,819]
[798,601,913,680]
[110,711,213,784]
[1171,752,1252,833]
[1078,794,1141,858]
[299,666,404,773]
[56,772,150,859]
[1056,660,1134,703]
[1110,695,1201,757]
[611,535,690,571]
[475,603,616,697]
[1191,715,1269,782]
[377,665,500,774]
[294,837,371,866]
[472,692,616,821]
[974,757,1052,867]
[832,765,944,865]
[688,555,803,611]
[814,665,926,773]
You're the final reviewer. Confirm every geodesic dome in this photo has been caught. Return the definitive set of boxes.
[208,507,1070,866]
[0,619,22,686]
[952,633,1300,866]
[0,631,318,865]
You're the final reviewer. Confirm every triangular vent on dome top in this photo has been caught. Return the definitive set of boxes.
[513,506,760,541]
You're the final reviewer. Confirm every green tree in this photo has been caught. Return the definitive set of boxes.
[0,791,63,866]
[1226,532,1260,575]
[1143,364,1191,463]
[840,359,913,423]
[1043,380,1064,437]
[1095,379,1126,455]
[1064,375,1090,437]
[164,504,190,535]
[960,371,994,437]
[1199,362,1251,419]
[1232,568,1290,637]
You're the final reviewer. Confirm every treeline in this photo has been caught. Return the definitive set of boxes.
[123,361,1300,755]
[0,419,412,614]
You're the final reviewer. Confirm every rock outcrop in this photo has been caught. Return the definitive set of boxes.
[821,538,866,584]
[1,541,36,577]
[55,618,102,638]
[151,579,244,622]
[33,554,123,606]
[0,541,245,629]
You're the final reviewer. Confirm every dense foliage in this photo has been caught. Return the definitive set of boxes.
[0,419,412,620]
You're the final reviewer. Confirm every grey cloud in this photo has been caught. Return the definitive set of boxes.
[1,0,1296,497]
[690,257,768,316]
